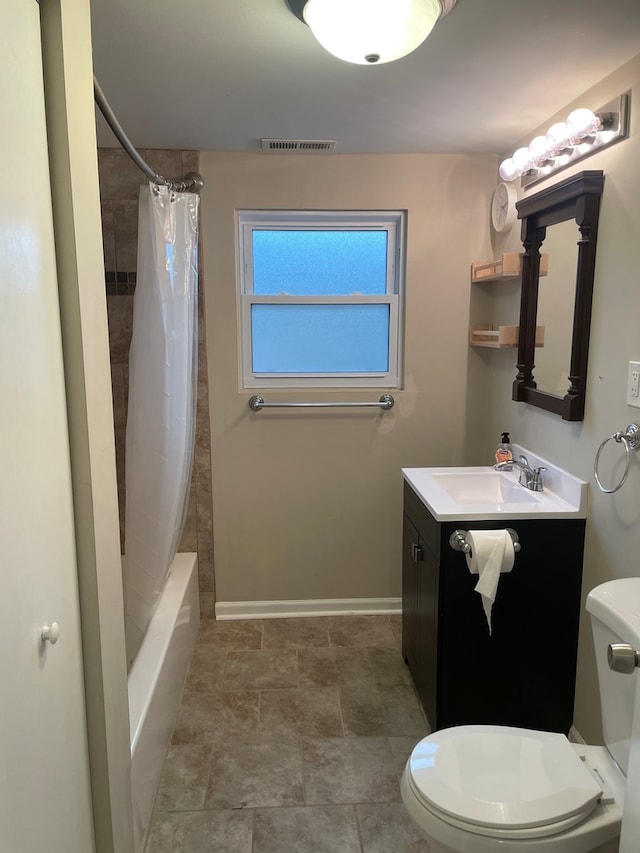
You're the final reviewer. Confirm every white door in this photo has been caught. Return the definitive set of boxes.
[0,1,95,850]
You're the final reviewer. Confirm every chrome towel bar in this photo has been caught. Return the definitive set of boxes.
[249,394,394,412]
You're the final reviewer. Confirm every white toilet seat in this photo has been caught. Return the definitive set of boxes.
[407,725,603,839]
[404,769,597,841]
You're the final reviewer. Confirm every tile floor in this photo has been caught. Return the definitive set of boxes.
[145,614,432,852]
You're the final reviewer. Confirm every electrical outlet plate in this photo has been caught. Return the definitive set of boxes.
[626,361,640,408]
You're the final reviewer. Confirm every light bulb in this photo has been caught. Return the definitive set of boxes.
[498,158,519,182]
[528,135,550,166]
[303,0,443,65]
[546,121,571,153]
[511,146,532,174]
[566,108,601,141]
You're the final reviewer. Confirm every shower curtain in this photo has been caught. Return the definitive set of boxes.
[124,183,200,666]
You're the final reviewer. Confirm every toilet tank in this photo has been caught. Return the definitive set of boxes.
[586,577,640,776]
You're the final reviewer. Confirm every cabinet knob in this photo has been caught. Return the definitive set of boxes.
[412,543,423,563]
[41,622,60,645]
[607,643,640,674]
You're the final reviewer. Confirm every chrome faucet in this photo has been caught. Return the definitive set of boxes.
[494,454,546,491]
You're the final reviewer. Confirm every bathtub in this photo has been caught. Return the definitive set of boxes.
[127,552,200,852]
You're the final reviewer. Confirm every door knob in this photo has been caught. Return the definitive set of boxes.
[41,622,60,645]
[607,643,640,674]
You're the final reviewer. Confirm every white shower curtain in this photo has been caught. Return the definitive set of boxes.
[124,183,200,665]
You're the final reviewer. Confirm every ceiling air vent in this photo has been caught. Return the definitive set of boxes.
[261,138,336,153]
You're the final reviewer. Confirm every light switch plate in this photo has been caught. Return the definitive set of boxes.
[626,361,640,407]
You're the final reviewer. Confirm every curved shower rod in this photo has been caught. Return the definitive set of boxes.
[93,77,204,193]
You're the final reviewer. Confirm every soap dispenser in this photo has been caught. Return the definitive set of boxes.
[495,432,513,467]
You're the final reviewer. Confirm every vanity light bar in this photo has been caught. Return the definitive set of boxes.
[499,93,629,188]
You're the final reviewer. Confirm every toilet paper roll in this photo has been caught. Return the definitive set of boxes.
[465,530,515,634]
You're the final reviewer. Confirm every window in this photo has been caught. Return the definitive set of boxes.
[237,211,405,388]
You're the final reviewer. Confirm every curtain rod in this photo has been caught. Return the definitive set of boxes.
[93,77,204,193]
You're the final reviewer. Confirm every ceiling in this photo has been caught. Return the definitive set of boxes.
[90,0,640,157]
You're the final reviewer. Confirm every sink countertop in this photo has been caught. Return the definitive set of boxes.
[402,449,587,521]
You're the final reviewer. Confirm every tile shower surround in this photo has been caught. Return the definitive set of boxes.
[98,148,216,616]
[145,614,431,853]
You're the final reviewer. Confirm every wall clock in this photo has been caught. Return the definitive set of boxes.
[491,181,518,233]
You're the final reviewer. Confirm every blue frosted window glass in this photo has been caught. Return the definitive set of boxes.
[251,304,390,373]
[252,230,388,295]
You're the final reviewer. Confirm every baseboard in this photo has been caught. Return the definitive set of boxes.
[568,725,586,744]
[214,597,402,621]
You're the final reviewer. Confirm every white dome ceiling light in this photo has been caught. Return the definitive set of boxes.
[286,0,457,65]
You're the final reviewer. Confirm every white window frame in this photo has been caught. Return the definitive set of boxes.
[237,210,405,389]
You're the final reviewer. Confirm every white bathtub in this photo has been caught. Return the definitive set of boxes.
[127,552,200,852]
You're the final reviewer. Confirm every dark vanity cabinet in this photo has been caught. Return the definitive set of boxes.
[402,481,586,735]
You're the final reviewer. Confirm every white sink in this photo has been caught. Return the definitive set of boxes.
[431,471,539,505]
[403,449,587,521]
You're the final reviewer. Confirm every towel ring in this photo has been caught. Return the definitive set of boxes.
[594,423,640,494]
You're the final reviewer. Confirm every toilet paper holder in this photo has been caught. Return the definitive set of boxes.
[449,528,521,554]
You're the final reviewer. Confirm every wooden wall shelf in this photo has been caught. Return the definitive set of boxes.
[471,252,549,283]
[470,324,545,349]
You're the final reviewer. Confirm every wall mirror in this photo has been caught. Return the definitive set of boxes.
[512,170,605,421]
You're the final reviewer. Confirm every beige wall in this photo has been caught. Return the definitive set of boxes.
[200,152,496,605]
[476,53,640,744]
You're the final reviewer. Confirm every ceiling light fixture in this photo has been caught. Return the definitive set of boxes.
[286,0,457,65]
[499,93,630,188]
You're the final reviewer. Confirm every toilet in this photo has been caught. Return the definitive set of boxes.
[401,577,640,852]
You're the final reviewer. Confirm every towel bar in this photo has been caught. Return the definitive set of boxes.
[248,394,394,411]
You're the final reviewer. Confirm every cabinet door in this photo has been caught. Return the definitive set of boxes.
[402,514,437,728]
[414,538,437,728]
[402,515,419,669]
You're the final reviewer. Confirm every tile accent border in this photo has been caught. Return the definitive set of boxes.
[215,597,402,621]
[105,270,137,295]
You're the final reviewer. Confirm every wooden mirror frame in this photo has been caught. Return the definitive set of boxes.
[512,170,605,421]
